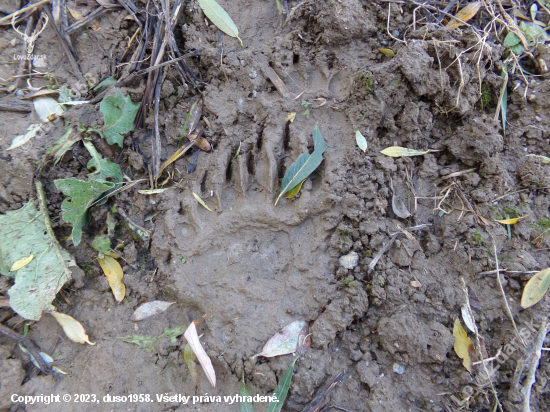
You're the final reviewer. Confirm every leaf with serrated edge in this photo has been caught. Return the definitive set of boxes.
[10,255,34,271]
[184,343,199,388]
[55,178,115,246]
[130,301,175,321]
[51,312,95,345]
[267,358,297,412]
[254,320,306,358]
[98,256,125,302]
[0,202,75,320]
[453,319,473,372]
[100,88,140,147]
[184,322,216,388]
[198,0,243,46]
[240,373,254,412]
[380,146,429,157]
[193,192,213,211]
[521,268,550,308]
[83,141,122,183]
[356,131,367,152]
[446,2,481,29]
[275,126,328,205]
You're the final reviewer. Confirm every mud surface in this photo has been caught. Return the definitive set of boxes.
[1,1,550,412]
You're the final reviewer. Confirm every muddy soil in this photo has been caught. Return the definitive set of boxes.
[1,1,550,412]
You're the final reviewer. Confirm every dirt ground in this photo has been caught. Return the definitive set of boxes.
[1,0,550,411]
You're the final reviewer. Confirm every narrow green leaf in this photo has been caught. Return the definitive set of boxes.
[93,76,117,93]
[100,88,140,147]
[501,66,508,135]
[198,0,243,46]
[240,373,254,412]
[55,178,116,246]
[355,130,367,152]
[521,268,550,308]
[178,111,192,148]
[267,358,297,412]
[275,125,328,206]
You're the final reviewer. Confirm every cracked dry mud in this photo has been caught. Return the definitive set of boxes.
[1,1,550,412]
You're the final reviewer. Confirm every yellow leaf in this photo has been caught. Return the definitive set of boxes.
[10,254,34,271]
[378,48,395,57]
[51,312,96,345]
[447,2,481,29]
[453,319,473,372]
[495,214,530,225]
[137,188,173,195]
[380,146,429,157]
[67,7,84,20]
[286,179,306,199]
[98,256,125,302]
[521,268,550,308]
[193,192,213,212]
[285,112,296,122]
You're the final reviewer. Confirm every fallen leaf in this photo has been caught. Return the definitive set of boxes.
[267,358,297,412]
[184,343,199,388]
[526,154,550,164]
[355,130,367,152]
[67,7,84,19]
[190,136,212,152]
[296,322,311,357]
[240,373,254,412]
[51,311,95,345]
[137,188,173,195]
[495,215,529,225]
[7,124,42,151]
[100,88,140,147]
[184,322,216,388]
[446,2,481,30]
[378,48,395,57]
[380,146,429,157]
[461,305,477,334]
[0,201,75,320]
[34,97,64,122]
[521,268,550,308]
[198,0,243,46]
[286,179,305,199]
[97,256,125,302]
[130,301,175,321]
[10,254,34,271]
[275,125,328,205]
[453,319,473,372]
[253,320,307,358]
[186,97,203,135]
[285,112,296,122]
[193,192,213,211]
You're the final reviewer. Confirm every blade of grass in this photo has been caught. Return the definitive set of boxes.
[178,111,191,148]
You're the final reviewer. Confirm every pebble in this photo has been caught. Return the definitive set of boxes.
[393,363,405,374]
[249,68,258,79]
[339,251,359,269]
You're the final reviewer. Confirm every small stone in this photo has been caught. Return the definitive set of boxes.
[249,68,258,79]
[393,363,405,374]
[339,251,359,269]
[410,280,422,288]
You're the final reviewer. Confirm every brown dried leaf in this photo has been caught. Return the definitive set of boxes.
[130,301,175,321]
[184,322,216,387]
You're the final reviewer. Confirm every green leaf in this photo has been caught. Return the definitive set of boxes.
[198,0,243,46]
[510,44,525,54]
[117,324,186,353]
[275,125,328,206]
[240,373,254,412]
[93,76,117,93]
[91,234,111,254]
[267,358,297,412]
[520,21,550,43]
[501,66,508,135]
[503,32,521,47]
[521,268,550,308]
[83,141,122,183]
[100,88,140,147]
[0,202,75,320]
[356,130,367,152]
[55,178,116,246]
